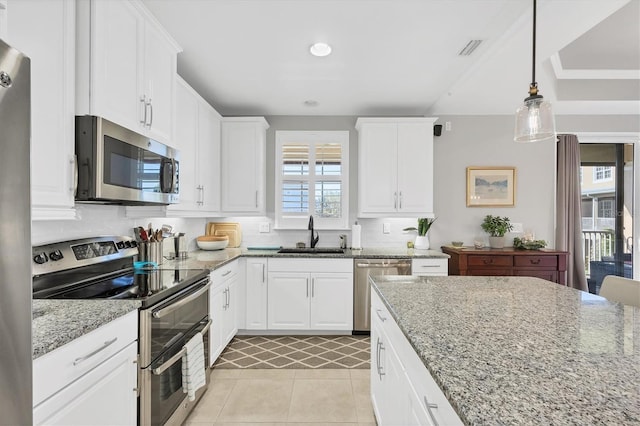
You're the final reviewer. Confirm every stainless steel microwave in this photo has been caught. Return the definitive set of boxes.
[75,116,179,205]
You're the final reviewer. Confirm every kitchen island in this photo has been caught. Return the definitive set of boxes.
[371,275,640,425]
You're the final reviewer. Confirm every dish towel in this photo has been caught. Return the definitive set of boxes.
[182,332,206,401]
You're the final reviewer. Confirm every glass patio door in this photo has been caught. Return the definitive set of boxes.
[580,143,634,294]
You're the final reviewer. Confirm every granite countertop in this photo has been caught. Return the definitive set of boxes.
[32,246,446,359]
[32,300,140,359]
[371,275,640,425]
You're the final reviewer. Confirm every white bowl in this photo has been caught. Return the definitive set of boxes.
[196,236,229,251]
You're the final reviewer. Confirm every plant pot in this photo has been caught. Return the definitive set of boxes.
[414,235,430,250]
[488,236,505,249]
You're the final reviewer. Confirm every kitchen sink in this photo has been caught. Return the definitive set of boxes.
[277,247,345,254]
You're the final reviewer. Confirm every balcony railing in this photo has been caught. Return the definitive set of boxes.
[582,230,615,276]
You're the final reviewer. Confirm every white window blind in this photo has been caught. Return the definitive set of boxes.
[276,131,349,229]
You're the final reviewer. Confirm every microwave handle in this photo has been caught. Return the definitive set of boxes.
[160,158,177,194]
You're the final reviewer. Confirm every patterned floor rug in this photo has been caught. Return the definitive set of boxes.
[213,335,371,369]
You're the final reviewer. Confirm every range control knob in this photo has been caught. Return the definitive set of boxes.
[116,241,125,250]
[130,241,137,248]
[33,252,48,264]
[49,250,64,261]
[124,241,132,248]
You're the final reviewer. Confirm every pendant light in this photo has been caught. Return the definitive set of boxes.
[514,0,556,143]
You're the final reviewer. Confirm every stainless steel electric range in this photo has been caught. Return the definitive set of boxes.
[32,236,211,426]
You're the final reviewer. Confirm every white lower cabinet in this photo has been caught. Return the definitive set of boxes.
[32,311,138,426]
[209,260,239,366]
[245,258,268,329]
[371,291,462,426]
[267,259,353,331]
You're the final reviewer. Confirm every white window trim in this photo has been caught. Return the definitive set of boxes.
[593,166,613,183]
[275,131,349,230]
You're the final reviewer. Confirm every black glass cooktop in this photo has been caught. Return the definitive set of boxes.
[33,267,209,308]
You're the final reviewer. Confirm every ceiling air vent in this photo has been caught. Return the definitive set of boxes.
[458,39,483,56]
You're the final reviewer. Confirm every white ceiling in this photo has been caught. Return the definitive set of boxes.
[142,0,640,117]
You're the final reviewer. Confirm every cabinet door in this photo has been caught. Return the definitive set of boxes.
[358,123,398,214]
[222,278,239,346]
[267,272,310,329]
[8,0,76,219]
[198,101,221,212]
[90,0,143,134]
[221,121,266,214]
[33,342,137,426]
[170,78,199,211]
[245,259,268,329]
[209,284,226,366]
[371,326,407,426]
[309,273,353,330]
[142,19,175,144]
[397,122,434,213]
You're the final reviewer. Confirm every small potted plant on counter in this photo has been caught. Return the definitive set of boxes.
[480,215,513,248]
[403,217,436,250]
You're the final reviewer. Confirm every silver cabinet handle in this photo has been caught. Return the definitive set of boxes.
[306,278,309,298]
[311,278,315,297]
[420,265,441,268]
[152,320,212,375]
[394,192,397,209]
[73,337,117,366]
[255,190,258,208]
[356,262,411,268]
[196,185,204,205]
[71,155,78,195]
[144,98,152,128]
[148,100,154,127]
[153,282,210,318]
[424,396,439,426]
[399,191,402,209]
[375,338,381,379]
[375,309,387,322]
[227,286,231,308]
[139,95,146,125]
[261,263,265,283]
[222,270,232,277]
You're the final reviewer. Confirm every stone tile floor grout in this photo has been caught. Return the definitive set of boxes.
[184,368,376,425]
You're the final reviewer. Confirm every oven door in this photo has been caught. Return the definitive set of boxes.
[139,279,210,426]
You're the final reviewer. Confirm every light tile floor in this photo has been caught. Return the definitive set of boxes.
[184,368,376,425]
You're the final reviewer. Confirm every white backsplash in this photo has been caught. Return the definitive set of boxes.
[32,205,207,252]
[32,207,449,252]
[210,216,426,250]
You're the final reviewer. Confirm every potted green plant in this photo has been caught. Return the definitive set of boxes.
[403,218,436,250]
[481,215,513,248]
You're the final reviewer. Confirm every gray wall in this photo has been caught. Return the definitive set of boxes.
[241,114,559,250]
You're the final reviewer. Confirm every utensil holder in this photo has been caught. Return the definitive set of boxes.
[139,241,163,266]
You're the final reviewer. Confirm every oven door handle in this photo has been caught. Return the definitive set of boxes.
[151,319,212,376]
[152,282,211,319]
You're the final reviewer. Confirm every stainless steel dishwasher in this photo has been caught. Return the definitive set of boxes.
[353,259,411,333]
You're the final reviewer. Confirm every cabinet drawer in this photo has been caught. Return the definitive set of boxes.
[268,258,352,273]
[467,268,511,276]
[514,270,558,282]
[33,310,138,406]
[412,258,448,276]
[468,255,512,267]
[211,260,239,287]
[514,255,557,268]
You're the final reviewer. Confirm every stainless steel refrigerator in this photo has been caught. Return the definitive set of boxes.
[0,38,32,425]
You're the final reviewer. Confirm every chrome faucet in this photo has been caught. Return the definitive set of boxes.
[308,215,319,248]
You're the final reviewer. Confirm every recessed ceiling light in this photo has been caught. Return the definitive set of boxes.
[304,100,319,107]
[310,42,332,57]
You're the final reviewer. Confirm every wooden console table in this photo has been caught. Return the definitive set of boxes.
[441,246,568,285]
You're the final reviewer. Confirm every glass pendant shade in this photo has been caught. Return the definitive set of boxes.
[514,95,555,143]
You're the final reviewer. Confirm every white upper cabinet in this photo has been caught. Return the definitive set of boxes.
[221,117,269,215]
[356,117,437,217]
[168,77,221,216]
[7,0,77,220]
[76,0,180,145]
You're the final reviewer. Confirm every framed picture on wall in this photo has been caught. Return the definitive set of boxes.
[466,166,516,207]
